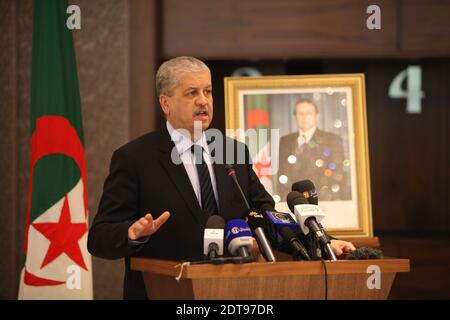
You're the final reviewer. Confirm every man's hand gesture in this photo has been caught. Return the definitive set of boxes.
[128,211,170,241]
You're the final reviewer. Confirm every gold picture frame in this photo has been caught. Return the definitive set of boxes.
[224,74,373,238]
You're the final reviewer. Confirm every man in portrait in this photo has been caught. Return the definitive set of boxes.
[277,98,349,201]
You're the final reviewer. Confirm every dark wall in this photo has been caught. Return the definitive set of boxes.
[162,0,450,59]
[364,61,449,235]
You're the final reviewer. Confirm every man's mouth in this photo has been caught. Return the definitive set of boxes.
[194,110,209,118]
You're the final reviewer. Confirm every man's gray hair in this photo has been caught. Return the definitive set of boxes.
[156,56,210,96]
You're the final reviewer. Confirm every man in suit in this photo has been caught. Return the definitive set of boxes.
[277,99,349,201]
[88,57,355,299]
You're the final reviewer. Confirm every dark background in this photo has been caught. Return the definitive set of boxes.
[1,0,449,299]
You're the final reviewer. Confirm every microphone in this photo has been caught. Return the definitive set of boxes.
[292,179,325,230]
[224,219,254,262]
[346,247,384,260]
[264,210,311,260]
[287,191,337,261]
[226,164,276,262]
[242,209,276,262]
[279,227,311,261]
[203,215,225,260]
[292,179,318,205]
[225,164,250,209]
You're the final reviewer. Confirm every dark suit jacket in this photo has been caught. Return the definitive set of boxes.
[277,128,349,201]
[87,125,275,299]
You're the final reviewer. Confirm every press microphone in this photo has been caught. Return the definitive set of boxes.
[264,210,311,260]
[203,215,225,260]
[242,209,276,262]
[292,179,325,230]
[346,247,384,260]
[226,164,276,262]
[279,227,312,261]
[287,191,337,261]
[292,179,318,205]
[225,164,250,209]
[224,219,254,262]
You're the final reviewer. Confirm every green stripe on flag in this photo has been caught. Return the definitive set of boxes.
[30,0,84,145]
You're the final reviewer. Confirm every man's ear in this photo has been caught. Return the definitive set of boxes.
[159,94,170,116]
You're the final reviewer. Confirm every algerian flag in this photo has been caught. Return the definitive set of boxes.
[245,94,273,194]
[18,0,92,300]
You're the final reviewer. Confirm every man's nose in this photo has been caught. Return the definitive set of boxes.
[196,92,209,105]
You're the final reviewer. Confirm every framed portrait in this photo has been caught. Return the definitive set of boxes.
[224,74,373,238]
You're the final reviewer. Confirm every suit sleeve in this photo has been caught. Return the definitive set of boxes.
[87,149,143,259]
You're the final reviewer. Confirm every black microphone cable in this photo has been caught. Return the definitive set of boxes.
[319,258,328,300]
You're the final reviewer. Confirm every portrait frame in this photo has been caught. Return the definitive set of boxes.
[224,74,373,238]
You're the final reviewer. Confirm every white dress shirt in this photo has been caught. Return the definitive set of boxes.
[166,121,219,209]
[298,126,317,145]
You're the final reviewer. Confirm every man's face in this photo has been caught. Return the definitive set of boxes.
[160,71,213,137]
[295,102,319,132]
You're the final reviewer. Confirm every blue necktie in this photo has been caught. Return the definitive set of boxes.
[191,144,218,215]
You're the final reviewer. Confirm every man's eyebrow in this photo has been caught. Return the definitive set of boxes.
[184,85,212,92]
[183,87,198,93]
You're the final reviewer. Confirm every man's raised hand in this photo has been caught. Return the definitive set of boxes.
[128,211,170,240]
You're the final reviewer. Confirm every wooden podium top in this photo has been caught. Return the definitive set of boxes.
[130,236,408,300]
[131,257,410,279]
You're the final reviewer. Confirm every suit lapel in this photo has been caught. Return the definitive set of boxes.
[310,128,322,145]
[156,126,207,225]
[305,129,320,152]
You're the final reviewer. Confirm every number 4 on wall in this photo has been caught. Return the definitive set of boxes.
[388,66,425,114]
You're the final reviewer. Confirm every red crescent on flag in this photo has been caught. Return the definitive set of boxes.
[23,116,88,255]
[24,269,65,287]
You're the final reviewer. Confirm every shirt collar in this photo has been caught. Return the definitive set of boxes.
[299,126,317,143]
[166,121,210,155]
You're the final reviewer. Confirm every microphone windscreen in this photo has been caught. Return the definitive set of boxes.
[279,226,297,241]
[224,219,252,246]
[292,180,318,205]
[205,215,225,229]
[242,209,265,230]
[224,219,253,256]
[346,247,384,260]
[286,191,309,213]
[264,210,300,249]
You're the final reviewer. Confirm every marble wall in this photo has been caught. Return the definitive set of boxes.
[0,0,20,300]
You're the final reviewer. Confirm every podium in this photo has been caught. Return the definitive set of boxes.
[131,253,409,300]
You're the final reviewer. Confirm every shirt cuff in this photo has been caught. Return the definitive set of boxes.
[128,235,151,247]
